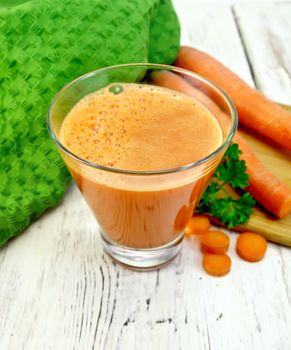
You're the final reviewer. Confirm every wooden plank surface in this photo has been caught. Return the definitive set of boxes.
[233,2,291,103]
[0,2,291,350]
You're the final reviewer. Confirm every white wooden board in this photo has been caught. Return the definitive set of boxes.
[233,2,291,103]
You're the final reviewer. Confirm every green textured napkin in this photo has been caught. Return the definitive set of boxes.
[0,0,180,245]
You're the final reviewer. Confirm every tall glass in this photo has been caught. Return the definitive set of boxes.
[47,64,237,270]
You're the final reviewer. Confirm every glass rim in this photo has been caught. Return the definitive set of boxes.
[47,63,238,176]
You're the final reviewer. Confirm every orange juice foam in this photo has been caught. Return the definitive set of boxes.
[60,83,222,171]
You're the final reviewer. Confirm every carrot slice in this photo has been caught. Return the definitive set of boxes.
[200,231,230,254]
[184,215,210,235]
[202,254,231,276]
[236,232,267,262]
[151,70,291,218]
[174,46,291,150]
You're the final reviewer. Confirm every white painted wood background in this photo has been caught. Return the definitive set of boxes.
[1,1,291,349]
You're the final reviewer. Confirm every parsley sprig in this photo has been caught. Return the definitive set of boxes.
[197,143,256,228]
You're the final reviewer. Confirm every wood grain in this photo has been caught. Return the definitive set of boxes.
[233,2,291,104]
[0,2,291,350]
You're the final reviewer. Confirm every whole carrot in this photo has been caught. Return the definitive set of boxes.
[234,133,291,218]
[151,70,215,111]
[174,46,291,150]
[151,70,291,218]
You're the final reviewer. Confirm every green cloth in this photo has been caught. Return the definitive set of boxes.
[0,0,180,245]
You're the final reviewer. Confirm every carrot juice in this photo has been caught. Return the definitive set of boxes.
[59,83,223,249]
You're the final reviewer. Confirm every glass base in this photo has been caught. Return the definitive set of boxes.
[100,232,184,270]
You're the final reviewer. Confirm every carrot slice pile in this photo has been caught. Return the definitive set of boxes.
[200,231,230,254]
[202,254,231,277]
[185,215,210,235]
[236,232,267,262]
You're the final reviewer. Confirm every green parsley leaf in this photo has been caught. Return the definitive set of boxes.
[215,143,249,189]
[197,143,256,228]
